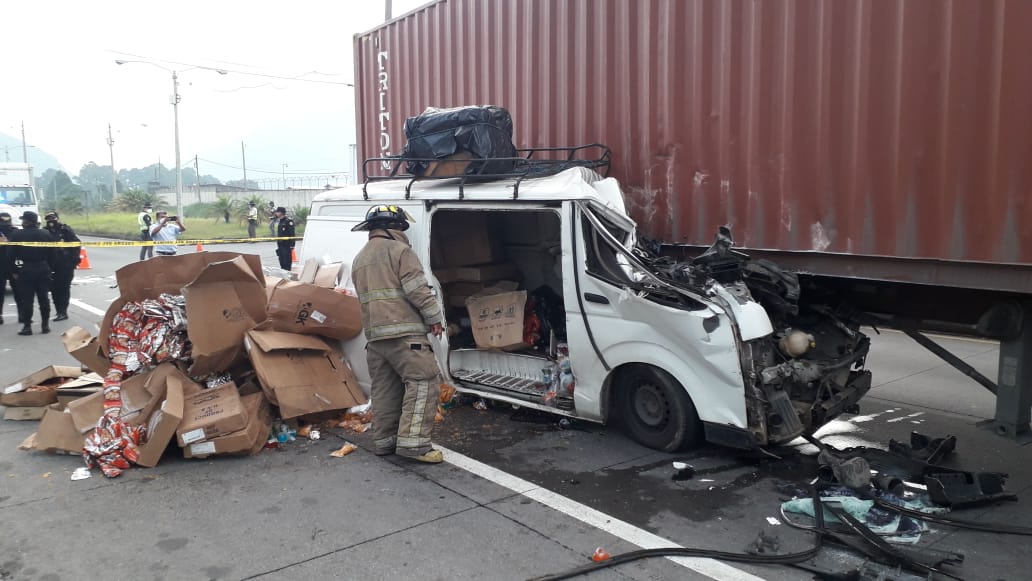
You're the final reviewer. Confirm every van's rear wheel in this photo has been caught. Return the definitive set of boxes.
[616,366,701,452]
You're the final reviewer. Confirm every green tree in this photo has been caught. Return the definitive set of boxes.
[291,204,309,226]
[235,193,267,224]
[108,189,163,212]
[211,195,238,223]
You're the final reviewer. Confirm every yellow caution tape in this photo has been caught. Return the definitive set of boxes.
[0,237,303,247]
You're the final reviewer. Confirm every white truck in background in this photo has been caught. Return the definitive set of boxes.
[0,162,39,220]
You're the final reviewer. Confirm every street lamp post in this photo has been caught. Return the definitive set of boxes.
[115,59,226,219]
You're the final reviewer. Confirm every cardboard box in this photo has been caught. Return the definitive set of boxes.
[431,211,497,268]
[436,262,520,284]
[313,263,344,288]
[4,406,49,421]
[2,365,84,407]
[130,374,187,468]
[176,383,248,446]
[35,404,86,454]
[466,290,529,351]
[182,256,269,376]
[445,281,518,309]
[265,279,362,340]
[67,390,105,434]
[100,252,265,357]
[183,392,272,458]
[245,328,366,419]
[423,150,474,178]
[61,326,111,374]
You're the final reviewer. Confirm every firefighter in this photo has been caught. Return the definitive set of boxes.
[43,211,81,321]
[274,206,295,270]
[7,211,56,335]
[351,205,445,463]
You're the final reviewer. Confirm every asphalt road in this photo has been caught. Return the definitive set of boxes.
[0,238,1028,581]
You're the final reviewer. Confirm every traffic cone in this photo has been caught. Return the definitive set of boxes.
[290,247,298,263]
[77,247,92,270]
[196,242,204,252]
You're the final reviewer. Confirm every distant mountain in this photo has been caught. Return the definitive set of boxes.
[0,132,65,176]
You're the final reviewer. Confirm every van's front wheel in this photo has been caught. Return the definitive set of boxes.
[616,366,701,452]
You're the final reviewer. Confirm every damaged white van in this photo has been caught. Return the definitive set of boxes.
[301,155,871,452]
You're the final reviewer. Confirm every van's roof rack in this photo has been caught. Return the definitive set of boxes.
[361,143,611,200]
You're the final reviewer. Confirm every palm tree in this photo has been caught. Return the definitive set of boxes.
[211,195,238,224]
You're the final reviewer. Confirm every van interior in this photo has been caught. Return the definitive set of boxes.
[430,208,575,411]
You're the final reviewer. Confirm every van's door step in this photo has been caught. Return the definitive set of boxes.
[452,369,541,395]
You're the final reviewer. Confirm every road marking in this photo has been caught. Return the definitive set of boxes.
[70,298,106,317]
[437,445,764,581]
[65,295,759,580]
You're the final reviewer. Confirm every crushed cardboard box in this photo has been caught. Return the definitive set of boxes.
[466,289,529,351]
[431,211,498,268]
[61,326,111,374]
[4,406,49,421]
[265,279,362,340]
[182,255,269,376]
[183,392,272,458]
[100,252,265,357]
[176,383,248,446]
[35,404,86,454]
[245,328,366,419]
[128,373,188,468]
[2,366,84,407]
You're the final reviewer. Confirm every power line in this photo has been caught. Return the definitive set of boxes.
[197,156,347,175]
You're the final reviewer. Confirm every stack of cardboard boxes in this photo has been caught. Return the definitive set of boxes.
[6,252,367,468]
[431,213,528,351]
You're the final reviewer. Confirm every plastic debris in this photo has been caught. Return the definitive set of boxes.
[330,442,358,458]
[591,547,611,562]
[473,399,488,411]
[672,461,696,481]
[766,517,781,526]
[42,472,52,478]
[308,429,321,441]
[71,467,92,481]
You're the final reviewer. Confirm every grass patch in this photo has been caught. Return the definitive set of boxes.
[69,212,304,241]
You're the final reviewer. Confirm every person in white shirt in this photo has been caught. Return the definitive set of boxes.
[149,211,186,255]
[247,201,259,239]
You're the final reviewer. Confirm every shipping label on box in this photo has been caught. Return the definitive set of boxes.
[466,290,529,351]
[183,392,272,458]
[265,279,362,340]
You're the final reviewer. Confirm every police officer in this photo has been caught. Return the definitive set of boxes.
[43,211,81,321]
[7,211,56,335]
[274,206,295,270]
[0,212,19,325]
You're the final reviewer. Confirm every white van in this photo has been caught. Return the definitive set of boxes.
[302,165,871,451]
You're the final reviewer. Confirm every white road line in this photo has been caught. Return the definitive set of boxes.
[437,445,764,581]
[69,298,106,317]
[68,295,759,579]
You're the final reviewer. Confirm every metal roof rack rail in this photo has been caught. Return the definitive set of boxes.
[361,143,611,201]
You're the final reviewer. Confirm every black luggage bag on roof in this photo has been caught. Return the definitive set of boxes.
[402,105,518,176]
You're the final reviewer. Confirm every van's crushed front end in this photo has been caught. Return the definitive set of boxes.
[642,228,872,447]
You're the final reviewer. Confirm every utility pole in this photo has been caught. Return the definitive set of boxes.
[195,155,201,203]
[21,122,28,163]
[385,0,392,21]
[107,123,117,200]
[281,163,287,189]
[241,141,247,193]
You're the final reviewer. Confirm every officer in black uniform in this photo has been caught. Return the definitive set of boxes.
[44,211,81,321]
[274,206,295,270]
[0,212,19,325]
[7,211,56,335]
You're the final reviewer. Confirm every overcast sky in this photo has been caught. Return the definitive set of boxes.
[1,0,428,185]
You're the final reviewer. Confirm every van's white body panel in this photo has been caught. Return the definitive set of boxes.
[303,169,771,430]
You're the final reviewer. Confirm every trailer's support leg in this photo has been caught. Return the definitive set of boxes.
[984,302,1032,439]
[902,330,998,395]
